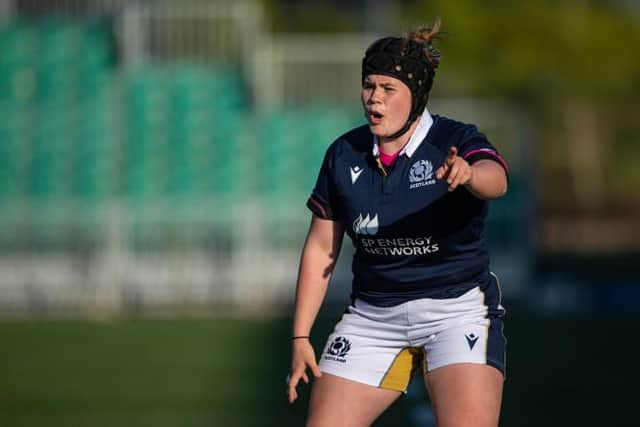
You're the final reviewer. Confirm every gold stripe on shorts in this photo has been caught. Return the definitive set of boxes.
[379,347,423,391]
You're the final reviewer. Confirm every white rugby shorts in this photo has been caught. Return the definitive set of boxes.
[318,274,506,392]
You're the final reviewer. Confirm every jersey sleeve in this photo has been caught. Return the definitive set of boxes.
[456,125,509,176]
[306,143,340,221]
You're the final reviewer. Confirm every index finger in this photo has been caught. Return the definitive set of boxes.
[288,385,298,404]
[287,372,301,403]
[447,146,458,163]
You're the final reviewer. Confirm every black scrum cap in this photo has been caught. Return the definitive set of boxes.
[362,37,440,138]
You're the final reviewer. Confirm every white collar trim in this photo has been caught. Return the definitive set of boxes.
[372,108,433,158]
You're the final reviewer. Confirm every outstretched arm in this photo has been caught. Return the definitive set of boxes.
[288,215,345,403]
[436,146,508,200]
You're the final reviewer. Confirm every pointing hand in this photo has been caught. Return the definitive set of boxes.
[435,146,473,192]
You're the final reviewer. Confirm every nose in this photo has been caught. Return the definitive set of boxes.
[366,86,381,104]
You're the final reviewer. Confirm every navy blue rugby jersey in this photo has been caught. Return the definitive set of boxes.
[306,110,509,307]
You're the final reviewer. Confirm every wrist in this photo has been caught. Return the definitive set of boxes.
[463,167,475,188]
[292,335,310,340]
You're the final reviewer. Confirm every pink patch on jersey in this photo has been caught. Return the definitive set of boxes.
[379,150,400,167]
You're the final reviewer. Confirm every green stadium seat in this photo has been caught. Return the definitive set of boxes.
[39,19,83,60]
[254,106,362,198]
[255,109,299,195]
[0,21,39,73]
[1,18,114,106]
[0,23,39,105]
[123,64,251,198]
[0,138,26,198]
[73,103,120,199]
[28,105,76,198]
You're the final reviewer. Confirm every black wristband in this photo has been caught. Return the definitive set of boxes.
[292,336,310,340]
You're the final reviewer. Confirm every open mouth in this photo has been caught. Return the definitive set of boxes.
[368,111,384,125]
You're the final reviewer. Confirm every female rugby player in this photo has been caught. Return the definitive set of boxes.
[287,19,509,427]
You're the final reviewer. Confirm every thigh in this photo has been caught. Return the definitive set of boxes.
[307,373,401,427]
[424,363,503,427]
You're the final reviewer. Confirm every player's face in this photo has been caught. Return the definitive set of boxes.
[361,74,412,139]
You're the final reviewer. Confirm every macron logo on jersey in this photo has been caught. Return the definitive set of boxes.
[353,213,378,235]
[350,166,363,184]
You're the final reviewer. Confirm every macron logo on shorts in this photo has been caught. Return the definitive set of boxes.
[465,333,479,350]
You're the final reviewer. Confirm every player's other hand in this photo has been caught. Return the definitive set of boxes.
[436,146,473,192]
[287,339,322,404]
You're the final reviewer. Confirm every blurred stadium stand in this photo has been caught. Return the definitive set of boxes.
[0,0,532,315]
[2,4,639,427]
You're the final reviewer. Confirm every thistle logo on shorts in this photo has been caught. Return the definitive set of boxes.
[324,336,351,363]
[353,213,379,235]
[409,160,436,189]
[465,333,479,350]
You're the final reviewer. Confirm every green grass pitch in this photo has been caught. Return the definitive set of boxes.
[0,314,636,426]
